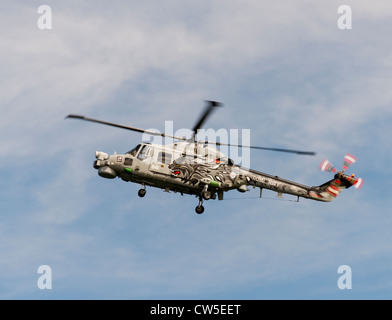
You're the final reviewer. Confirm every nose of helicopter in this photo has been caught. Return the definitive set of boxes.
[94,151,108,169]
[93,151,117,179]
[95,151,109,160]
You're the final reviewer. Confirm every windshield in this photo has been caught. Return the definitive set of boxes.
[137,145,150,160]
[126,144,141,156]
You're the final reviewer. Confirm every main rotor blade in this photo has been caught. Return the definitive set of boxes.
[192,101,222,134]
[202,141,316,155]
[65,114,186,140]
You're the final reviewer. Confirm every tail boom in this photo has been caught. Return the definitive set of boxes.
[245,169,357,202]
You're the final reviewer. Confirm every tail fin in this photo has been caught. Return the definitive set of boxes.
[312,154,363,201]
[309,173,362,202]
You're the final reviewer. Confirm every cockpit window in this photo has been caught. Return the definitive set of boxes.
[126,144,141,156]
[124,158,133,166]
[137,145,150,160]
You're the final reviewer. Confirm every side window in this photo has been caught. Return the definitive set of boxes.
[124,158,133,166]
[158,152,172,164]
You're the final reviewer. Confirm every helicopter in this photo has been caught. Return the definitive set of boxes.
[66,101,363,214]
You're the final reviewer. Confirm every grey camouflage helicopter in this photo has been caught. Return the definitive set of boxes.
[66,101,363,214]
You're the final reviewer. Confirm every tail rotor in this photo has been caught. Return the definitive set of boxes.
[343,153,357,173]
[319,153,364,190]
[319,159,337,173]
[353,177,364,190]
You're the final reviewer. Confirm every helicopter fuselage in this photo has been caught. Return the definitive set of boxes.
[92,142,356,207]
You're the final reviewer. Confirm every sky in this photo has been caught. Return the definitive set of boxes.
[1,0,392,300]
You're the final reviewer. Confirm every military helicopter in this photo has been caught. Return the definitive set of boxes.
[66,101,363,214]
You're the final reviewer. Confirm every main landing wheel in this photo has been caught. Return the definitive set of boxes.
[138,189,146,198]
[195,205,205,214]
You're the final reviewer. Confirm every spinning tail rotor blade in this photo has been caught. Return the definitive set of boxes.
[354,177,364,190]
[343,153,357,172]
[319,159,337,172]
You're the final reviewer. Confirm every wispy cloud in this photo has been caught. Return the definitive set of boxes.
[1,0,392,299]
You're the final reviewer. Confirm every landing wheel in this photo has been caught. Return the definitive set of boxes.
[195,205,205,214]
[138,189,146,198]
[202,190,211,200]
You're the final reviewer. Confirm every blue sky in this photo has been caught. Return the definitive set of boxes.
[1,1,392,299]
